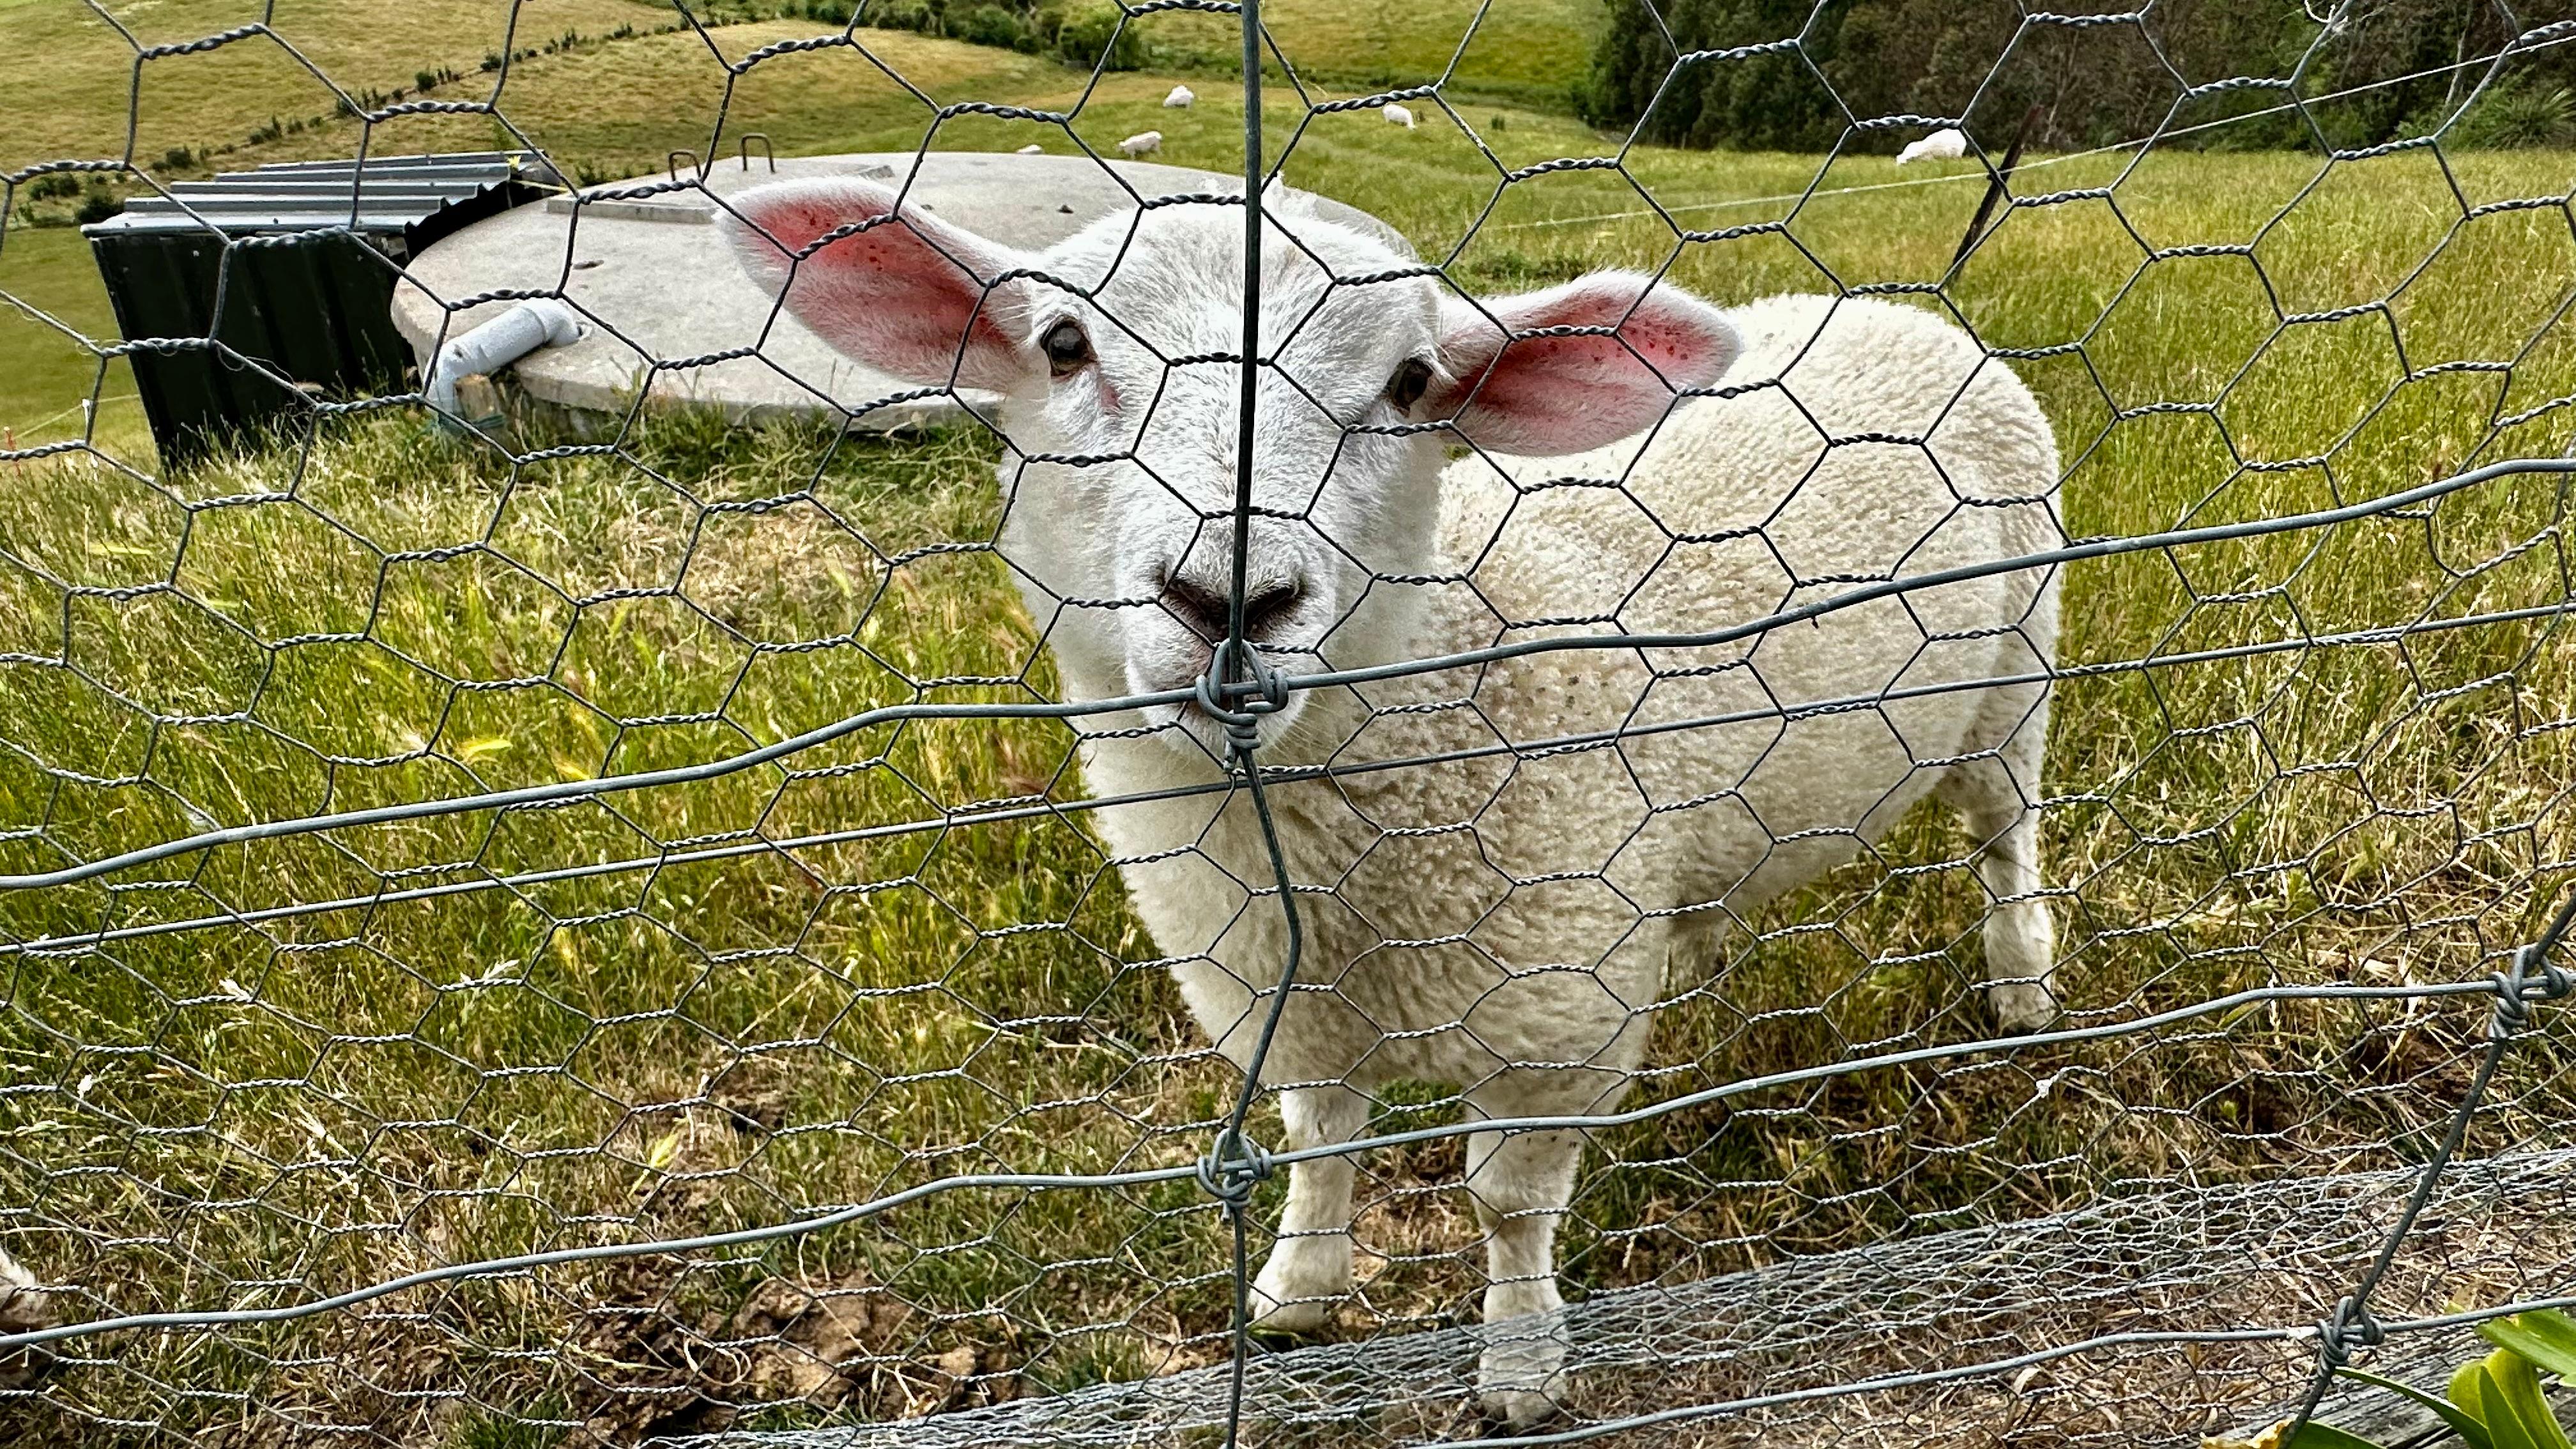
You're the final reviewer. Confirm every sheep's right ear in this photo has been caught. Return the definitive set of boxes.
[1430,272,1738,456]
[723,178,1035,390]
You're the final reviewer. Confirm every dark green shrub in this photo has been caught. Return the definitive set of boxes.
[1052,1,1144,70]
[860,0,935,33]
[953,4,1028,50]
[2454,83,2576,148]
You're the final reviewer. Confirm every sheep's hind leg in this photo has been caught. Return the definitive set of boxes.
[1461,1075,1610,1430]
[1939,716,2058,1033]
[1246,1084,1368,1338]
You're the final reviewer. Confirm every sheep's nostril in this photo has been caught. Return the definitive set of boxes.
[1160,576,1230,643]
[1241,579,1303,638]
[1157,575,1305,645]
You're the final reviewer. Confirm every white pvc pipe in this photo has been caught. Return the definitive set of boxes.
[424,298,582,419]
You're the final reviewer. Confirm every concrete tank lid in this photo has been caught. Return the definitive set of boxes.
[388,150,1406,430]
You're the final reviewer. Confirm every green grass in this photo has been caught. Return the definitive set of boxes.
[6,8,2576,1448]
[0,0,672,177]
[0,226,141,456]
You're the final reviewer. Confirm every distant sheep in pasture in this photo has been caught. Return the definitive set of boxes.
[1896,126,1968,163]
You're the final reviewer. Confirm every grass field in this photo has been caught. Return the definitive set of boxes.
[7,5,2576,1448]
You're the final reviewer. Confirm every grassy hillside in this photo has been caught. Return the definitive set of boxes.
[4,5,2576,1448]
[0,0,671,176]
[0,227,135,452]
[8,4,2549,463]
[1144,0,1602,109]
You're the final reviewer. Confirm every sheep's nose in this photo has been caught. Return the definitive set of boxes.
[1158,570,1304,645]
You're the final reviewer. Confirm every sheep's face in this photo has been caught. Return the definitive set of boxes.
[726,176,1738,759]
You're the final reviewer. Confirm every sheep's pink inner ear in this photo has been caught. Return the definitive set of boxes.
[1430,272,1740,456]
[723,178,1032,391]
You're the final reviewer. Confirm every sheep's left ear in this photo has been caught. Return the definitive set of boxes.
[1430,272,1738,456]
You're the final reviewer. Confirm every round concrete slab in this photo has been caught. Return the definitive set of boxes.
[388,151,1398,429]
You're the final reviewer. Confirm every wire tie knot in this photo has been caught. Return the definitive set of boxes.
[2317,1296,2384,1370]
[1194,1130,1273,1210]
[2489,943,2571,1039]
[1195,640,1289,760]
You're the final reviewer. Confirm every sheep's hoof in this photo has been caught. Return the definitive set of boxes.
[1243,1321,1315,1352]
[1475,1385,1574,1436]
[1243,1285,1334,1341]
[1986,979,2061,1036]
[0,1262,56,1390]
[1246,1241,1345,1340]
[1476,1330,1571,1434]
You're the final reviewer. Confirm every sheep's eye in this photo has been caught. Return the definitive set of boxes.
[1386,357,1432,412]
[1041,319,1092,378]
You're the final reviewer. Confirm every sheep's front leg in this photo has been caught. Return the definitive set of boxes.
[1246,1084,1368,1337]
[1464,1119,1582,1427]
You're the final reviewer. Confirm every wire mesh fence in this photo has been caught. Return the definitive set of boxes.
[6,0,2576,1445]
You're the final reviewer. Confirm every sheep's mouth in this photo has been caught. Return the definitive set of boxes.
[1153,698,1238,758]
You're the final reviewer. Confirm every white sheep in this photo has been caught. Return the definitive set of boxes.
[1382,102,1415,128]
[1116,130,1162,158]
[1896,126,1968,163]
[724,178,2060,1425]
[1164,84,1195,108]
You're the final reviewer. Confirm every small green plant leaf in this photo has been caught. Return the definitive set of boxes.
[2460,1358,2499,1423]
[2338,1367,2495,1448]
[2472,1358,2546,1449]
[2487,1349,2573,1449]
[2480,1311,2576,1383]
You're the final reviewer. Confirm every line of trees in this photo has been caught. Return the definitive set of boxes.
[1579,0,2576,151]
[786,0,1144,69]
